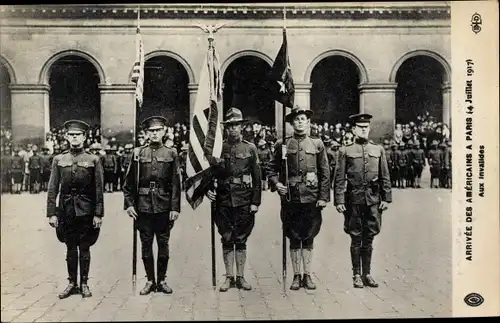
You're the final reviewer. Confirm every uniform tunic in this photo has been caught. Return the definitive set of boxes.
[46,148,104,247]
[412,148,426,177]
[257,146,272,180]
[427,148,442,178]
[267,133,330,249]
[212,137,261,250]
[10,155,25,184]
[333,139,391,238]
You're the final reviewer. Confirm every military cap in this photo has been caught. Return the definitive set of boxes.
[391,141,398,147]
[431,140,439,146]
[64,119,90,133]
[32,145,38,151]
[399,142,406,147]
[285,105,313,123]
[257,138,267,147]
[124,143,133,150]
[407,140,413,146]
[323,136,332,145]
[221,108,247,124]
[383,139,390,145]
[43,145,50,151]
[104,145,111,151]
[111,145,118,151]
[141,116,168,130]
[349,113,373,124]
[439,142,447,148]
[332,140,340,147]
[413,140,420,146]
[13,147,20,152]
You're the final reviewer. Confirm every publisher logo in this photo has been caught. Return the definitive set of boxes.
[464,293,484,307]
[471,13,482,34]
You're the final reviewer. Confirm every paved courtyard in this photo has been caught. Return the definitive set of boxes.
[1,177,451,321]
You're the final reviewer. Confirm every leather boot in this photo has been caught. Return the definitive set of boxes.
[140,281,156,295]
[80,282,92,298]
[302,274,316,290]
[236,276,252,291]
[235,250,251,290]
[350,246,363,288]
[58,280,80,299]
[156,281,173,294]
[79,248,91,297]
[220,248,235,292]
[157,256,169,288]
[219,276,235,292]
[289,274,302,291]
[362,247,379,288]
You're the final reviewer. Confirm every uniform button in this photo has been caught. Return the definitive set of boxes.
[300,158,304,161]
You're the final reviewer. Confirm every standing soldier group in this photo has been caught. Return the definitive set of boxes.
[41,104,398,299]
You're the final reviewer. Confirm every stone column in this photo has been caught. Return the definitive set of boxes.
[358,83,398,142]
[442,82,451,127]
[188,83,198,121]
[9,84,50,147]
[99,84,136,144]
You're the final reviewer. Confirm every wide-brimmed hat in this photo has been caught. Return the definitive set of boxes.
[323,136,332,145]
[285,105,314,123]
[257,139,267,147]
[221,108,247,124]
[124,143,133,150]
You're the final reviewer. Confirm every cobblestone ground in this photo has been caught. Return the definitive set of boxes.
[1,172,451,321]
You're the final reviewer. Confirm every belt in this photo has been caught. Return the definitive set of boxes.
[138,181,167,195]
[287,176,303,184]
[61,188,90,196]
[223,177,242,184]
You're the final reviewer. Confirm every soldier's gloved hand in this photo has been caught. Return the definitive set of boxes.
[206,190,216,201]
[93,216,102,229]
[48,215,58,228]
[316,200,327,209]
[250,205,259,214]
[126,206,138,220]
[169,211,179,221]
[275,182,288,196]
[336,204,347,213]
[379,201,389,211]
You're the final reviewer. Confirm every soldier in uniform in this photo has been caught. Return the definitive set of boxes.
[40,146,53,191]
[120,144,134,190]
[326,137,341,187]
[405,140,415,188]
[11,147,25,194]
[439,142,449,188]
[389,142,399,188]
[382,140,393,185]
[102,145,118,193]
[28,145,43,194]
[397,142,408,188]
[411,141,426,188]
[205,108,262,292]
[47,120,104,299]
[267,106,330,291]
[111,145,120,191]
[256,138,272,191]
[427,140,442,188]
[123,116,181,295]
[333,113,391,288]
[1,146,12,193]
[445,141,452,188]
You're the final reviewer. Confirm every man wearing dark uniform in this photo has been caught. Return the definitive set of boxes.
[11,147,25,194]
[40,146,53,191]
[1,147,12,193]
[411,141,426,188]
[111,145,121,191]
[257,138,272,191]
[326,137,340,187]
[405,140,415,188]
[333,113,391,288]
[206,108,262,292]
[120,144,134,190]
[102,145,118,193]
[123,116,181,295]
[267,106,330,291]
[444,141,452,188]
[47,120,104,299]
[382,140,393,185]
[389,142,399,188]
[28,145,43,194]
[427,140,442,188]
[397,142,408,188]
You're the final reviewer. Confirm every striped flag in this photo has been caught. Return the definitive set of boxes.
[185,43,223,210]
[131,16,144,108]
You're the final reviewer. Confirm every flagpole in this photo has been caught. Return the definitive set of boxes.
[131,5,140,295]
[281,6,288,287]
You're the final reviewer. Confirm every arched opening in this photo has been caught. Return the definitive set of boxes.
[1,62,12,152]
[48,55,101,137]
[222,56,275,126]
[137,55,190,129]
[310,56,360,126]
[395,55,446,125]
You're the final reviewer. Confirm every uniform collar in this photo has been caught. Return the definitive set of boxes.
[149,141,162,149]
[293,132,307,140]
[227,135,242,145]
[70,147,84,155]
[355,137,369,145]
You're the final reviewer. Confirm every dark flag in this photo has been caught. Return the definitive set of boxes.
[270,28,295,108]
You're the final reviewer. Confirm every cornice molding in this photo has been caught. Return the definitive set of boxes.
[9,84,50,92]
[0,4,451,20]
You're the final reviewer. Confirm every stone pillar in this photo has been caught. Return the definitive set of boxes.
[359,83,397,142]
[442,82,451,127]
[188,83,198,121]
[99,84,136,144]
[9,84,50,147]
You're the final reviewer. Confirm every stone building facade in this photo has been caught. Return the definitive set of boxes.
[0,3,451,145]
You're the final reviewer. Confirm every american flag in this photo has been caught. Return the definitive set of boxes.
[185,42,223,210]
[131,15,144,108]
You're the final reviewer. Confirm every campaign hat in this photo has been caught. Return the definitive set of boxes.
[285,105,313,123]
